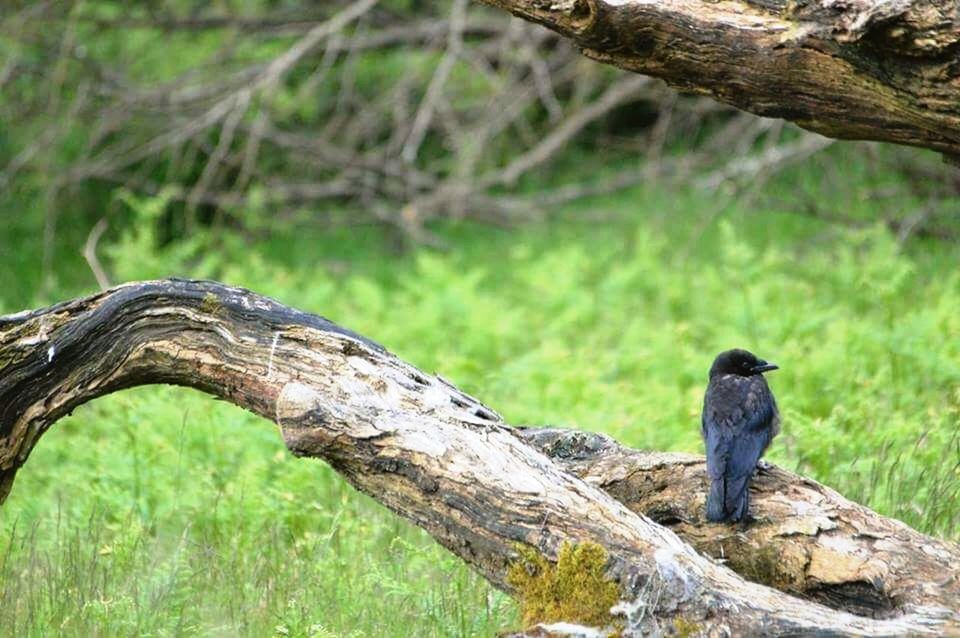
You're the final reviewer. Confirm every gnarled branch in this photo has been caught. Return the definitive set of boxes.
[477,0,960,159]
[1,280,957,635]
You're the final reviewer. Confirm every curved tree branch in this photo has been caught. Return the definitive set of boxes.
[476,0,960,160]
[1,280,957,635]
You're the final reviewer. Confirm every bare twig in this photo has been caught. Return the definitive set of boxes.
[696,133,836,191]
[82,218,112,291]
[401,0,468,163]
[3,1,866,244]
[490,75,650,186]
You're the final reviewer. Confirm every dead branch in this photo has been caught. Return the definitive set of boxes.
[477,0,960,160]
[3,3,854,243]
[1,280,957,636]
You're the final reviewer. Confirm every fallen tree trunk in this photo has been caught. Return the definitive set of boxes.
[477,0,960,160]
[0,280,957,635]
[522,428,960,620]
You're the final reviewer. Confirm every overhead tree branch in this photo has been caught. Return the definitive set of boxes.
[1,280,957,635]
[476,0,960,160]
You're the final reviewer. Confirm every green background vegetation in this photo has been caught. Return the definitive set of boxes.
[2,161,959,636]
[2,2,959,636]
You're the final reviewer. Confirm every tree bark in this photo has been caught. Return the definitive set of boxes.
[476,0,960,160]
[522,428,960,621]
[1,280,957,636]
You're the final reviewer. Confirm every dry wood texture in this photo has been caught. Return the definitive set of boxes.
[523,428,960,621]
[477,0,960,160]
[1,280,958,635]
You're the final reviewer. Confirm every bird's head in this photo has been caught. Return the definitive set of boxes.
[709,349,779,378]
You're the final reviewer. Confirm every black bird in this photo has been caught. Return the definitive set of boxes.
[702,349,780,523]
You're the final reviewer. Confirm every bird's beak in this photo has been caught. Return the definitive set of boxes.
[752,360,779,374]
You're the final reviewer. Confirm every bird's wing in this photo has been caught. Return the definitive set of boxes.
[703,379,777,480]
[768,392,781,438]
[723,409,775,480]
[703,408,738,480]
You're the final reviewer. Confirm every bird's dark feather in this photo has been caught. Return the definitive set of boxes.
[702,371,779,523]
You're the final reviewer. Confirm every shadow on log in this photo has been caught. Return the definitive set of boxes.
[1,280,957,635]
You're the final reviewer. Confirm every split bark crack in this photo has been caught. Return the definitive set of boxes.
[0,280,957,635]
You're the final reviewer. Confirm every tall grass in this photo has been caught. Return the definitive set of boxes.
[1,150,959,636]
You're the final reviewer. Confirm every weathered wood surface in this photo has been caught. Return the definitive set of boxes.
[477,0,960,160]
[1,280,957,635]
[523,428,960,621]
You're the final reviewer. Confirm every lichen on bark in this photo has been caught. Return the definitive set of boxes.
[507,541,622,630]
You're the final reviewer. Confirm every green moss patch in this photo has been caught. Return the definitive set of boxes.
[507,541,621,629]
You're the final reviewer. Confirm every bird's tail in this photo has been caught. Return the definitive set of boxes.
[706,476,751,523]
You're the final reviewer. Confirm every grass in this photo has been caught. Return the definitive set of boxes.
[0,389,511,637]
[1,145,959,636]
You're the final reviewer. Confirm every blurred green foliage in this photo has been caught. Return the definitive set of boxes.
[2,2,960,636]
[2,155,960,635]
